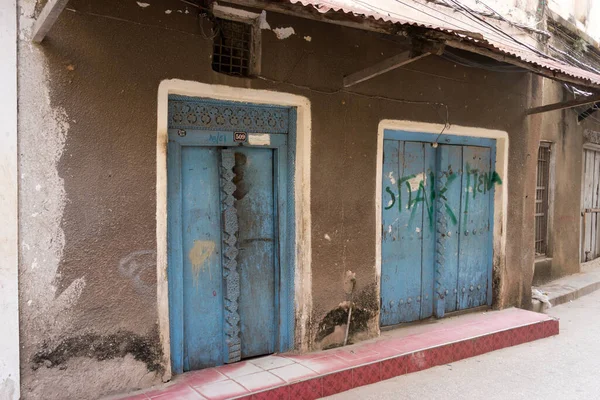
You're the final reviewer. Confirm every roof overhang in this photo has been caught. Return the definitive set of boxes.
[223,0,600,91]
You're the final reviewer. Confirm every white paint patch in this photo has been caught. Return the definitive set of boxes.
[248,133,271,146]
[387,199,393,207]
[388,225,392,233]
[416,227,421,233]
[35,184,41,191]
[273,27,295,40]
[408,172,425,192]
[119,250,157,297]
[27,300,32,306]
[304,36,312,42]
[188,240,215,283]
[213,3,261,20]
[136,2,150,8]
[165,9,172,14]
[388,171,396,185]
[324,234,331,241]
[259,10,270,30]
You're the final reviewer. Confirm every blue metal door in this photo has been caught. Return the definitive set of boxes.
[167,97,294,373]
[381,133,498,326]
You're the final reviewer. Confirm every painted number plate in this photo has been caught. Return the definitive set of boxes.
[234,132,247,142]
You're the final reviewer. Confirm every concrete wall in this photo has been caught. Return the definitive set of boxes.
[0,1,19,399]
[17,0,540,398]
[535,80,584,284]
[549,0,600,42]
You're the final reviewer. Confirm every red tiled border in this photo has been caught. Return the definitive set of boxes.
[122,314,559,400]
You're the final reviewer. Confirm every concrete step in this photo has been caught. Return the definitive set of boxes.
[532,258,600,312]
[112,308,558,400]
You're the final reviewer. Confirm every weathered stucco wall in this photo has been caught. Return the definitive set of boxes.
[18,0,539,398]
[549,0,600,42]
[537,80,583,282]
[0,1,19,399]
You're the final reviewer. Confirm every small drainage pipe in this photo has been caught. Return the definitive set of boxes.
[343,276,357,346]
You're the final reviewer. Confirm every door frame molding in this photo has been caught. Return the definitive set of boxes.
[156,80,312,380]
[375,120,509,330]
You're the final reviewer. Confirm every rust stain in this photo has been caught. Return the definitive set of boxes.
[189,240,215,283]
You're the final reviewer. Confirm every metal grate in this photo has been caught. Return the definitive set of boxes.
[212,18,252,77]
[535,143,551,256]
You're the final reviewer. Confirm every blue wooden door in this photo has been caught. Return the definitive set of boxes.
[381,141,435,325]
[435,145,494,314]
[166,97,296,373]
[381,136,496,325]
[169,144,278,371]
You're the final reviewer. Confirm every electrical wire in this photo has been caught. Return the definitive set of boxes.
[474,0,548,35]
[349,0,575,77]
[349,0,530,53]
[442,0,552,60]
[255,75,451,128]
[441,49,526,72]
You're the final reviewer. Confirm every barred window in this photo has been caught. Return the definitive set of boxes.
[535,143,551,256]
[212,18,252,77]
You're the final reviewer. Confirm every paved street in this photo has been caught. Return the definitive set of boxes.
[325,290,600,400]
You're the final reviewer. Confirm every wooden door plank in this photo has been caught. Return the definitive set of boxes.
[32,0,69,43]
[526,95,600,115]
[181,146,224,370]
[419,144,436,320]
[343,51,432,88]
[583,150,595,260]
[236,147,277,358]
[593,152,600,259]
[434,145,462,316]
[380,139,403,326]
[400,142,427,322]
[457,146,492,310]
[167,141,185,374]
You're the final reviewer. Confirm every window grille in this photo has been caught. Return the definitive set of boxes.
[212,18,252,77]
[535,143,551,256]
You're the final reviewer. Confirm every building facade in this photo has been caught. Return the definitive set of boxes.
[2,0,600,399]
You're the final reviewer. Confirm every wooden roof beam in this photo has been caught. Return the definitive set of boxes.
[525,95,600,115]
[32,0,69,43]
[343,42,445,88]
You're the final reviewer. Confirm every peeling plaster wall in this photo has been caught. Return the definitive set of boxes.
[549,0,600,42]
[458,0,541,26]
[18,0,538,398]
[536,79,600,284]
[0,1,19,399]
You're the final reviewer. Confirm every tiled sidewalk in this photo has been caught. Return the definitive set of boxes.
[115,308,559,400]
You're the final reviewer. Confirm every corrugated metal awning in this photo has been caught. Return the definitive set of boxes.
[284,0,600,89]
